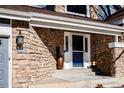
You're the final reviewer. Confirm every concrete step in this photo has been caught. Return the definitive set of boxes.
[52,68,95,78]
[52,72,95,78]
[55,68,93,73]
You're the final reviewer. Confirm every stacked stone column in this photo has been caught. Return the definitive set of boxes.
[111,33,124,77]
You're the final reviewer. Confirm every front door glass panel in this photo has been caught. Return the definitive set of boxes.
[72,35,83,67]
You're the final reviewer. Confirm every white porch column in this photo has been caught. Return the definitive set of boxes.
[115,35,119,42]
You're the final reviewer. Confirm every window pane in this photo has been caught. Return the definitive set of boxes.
[85,38,88,52]
[72,35,83,51]
[0,18,10,24]
[31,5,55,11]
[73,52,83,67]
[67,5,87,15]
[65,36,68,51]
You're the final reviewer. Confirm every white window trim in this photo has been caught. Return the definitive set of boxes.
[65,5,89,17]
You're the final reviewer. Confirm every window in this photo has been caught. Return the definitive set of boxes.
[31,5,55,11]
[0,18,10,24]
[72,35,83,51]
[65,36,68,52]
[31,5,47,8]
[66,5,87,16]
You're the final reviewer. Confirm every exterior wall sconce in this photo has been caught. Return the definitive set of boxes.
[16,30,24,50]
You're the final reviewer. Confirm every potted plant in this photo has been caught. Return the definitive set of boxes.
[57,54,64,69]
[56,46,64,70]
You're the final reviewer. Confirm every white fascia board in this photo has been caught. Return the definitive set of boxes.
[30,17,123,32]
[108,42,124,48]
[0,8,30,21]
[30,17,122,36]
[31,23,121,36]
[31,12,124,31]
[30,20,121,36]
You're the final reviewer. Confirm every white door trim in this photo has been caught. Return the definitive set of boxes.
[64,32,91,69]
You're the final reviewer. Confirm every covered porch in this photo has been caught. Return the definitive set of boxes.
[29,11,124,77]
[28,14,124,87]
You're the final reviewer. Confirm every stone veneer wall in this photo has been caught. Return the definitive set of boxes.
[111,48,124,77]
[33,27,64,60]
[91,34,115,75]
[90,5,98,19]
[111,33,124,77]
[55,5,65,13]
[12,20,64,88]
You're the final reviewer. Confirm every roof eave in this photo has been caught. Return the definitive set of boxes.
[0,7,123,36]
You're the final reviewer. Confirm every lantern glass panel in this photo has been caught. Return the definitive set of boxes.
[17,36,24,44]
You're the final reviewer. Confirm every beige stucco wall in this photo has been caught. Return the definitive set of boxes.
[90,5,98,19]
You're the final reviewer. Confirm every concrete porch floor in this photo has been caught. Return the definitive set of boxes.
[29,69,124,88]
[29,76,124,88]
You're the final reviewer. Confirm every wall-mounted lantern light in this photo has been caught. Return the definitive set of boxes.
[16,30,24,50]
